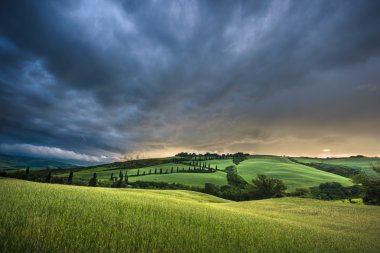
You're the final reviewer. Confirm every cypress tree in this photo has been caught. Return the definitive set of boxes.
[160,168,162,174]
[68,170,74,184]
[149,169,152,174]
[46,170,51,183]
[110,172,114,181]
[125,175,129,184]
[171,167,174,173]
[89,173,97,186]
[176,167,179,173]
[155,168,157,174]
[137,169,140,176]
[119,170,123,181]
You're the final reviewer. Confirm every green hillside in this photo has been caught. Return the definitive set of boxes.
[0,153,77,170]
[127,171,227,187]
[49,156,361,190]
[1,178,379,253]
[294,157,380,177]
[56,162,227,187]
[237,156,353,191]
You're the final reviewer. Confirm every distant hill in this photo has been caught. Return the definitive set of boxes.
[0,153,77,170]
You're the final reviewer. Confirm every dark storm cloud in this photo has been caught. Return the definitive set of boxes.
[1,0,380,160]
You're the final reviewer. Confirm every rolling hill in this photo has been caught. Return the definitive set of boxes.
[1,178,379,253]
[47,155,363,190]
[0,153,77,170]
[294,157,380,177]
[236,156,353,191]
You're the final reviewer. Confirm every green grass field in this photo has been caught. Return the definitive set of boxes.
[294,157,380,177]
[237,156,353,191]
[1,178,379,253]
[128,171,227,187]
[56,163,228,187]
[49,156,358,190]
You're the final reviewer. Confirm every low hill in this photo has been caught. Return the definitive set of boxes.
[294,157,380,177]
[0,178,379,252]
[0,153,77,170]
[237,156,353,191]
[56,162,228,187]
[49,156,360,190]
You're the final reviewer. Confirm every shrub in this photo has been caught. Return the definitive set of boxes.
[352,163,380,205]
[249,174,287,199]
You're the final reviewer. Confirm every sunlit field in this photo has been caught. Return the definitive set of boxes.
[237,156,353,191]
[294,157,380,177]
[1,178,379,253]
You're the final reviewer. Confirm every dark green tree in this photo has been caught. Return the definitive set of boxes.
[67,170,74,184]
[249,174,287,199]
[352,163,380,205]
[125,174,129,184]
[89,173,97,187]
[159,168,162,174]
[137,169,140,176]
[110,172,114,181]
[46,170,51,183]
[26,167,30,176]
[119,170,123,181]
[205,183,220,195]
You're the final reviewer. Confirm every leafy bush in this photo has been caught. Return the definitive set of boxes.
[310,182,362,200]
[248,174,287,199]
[352,163,380,205]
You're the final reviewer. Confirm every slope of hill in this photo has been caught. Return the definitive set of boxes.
[56,162,229,187]
[0,178,379,253]
[237,156,353,191]
[294,157,380,177]
[0,153,77,170]
[51,156,360,190]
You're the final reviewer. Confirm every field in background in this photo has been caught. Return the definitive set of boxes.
[237,156,353,191]
[294,157,380,177]
[1,178,379,253]
[5,155,379,191]
[0,153,76,170]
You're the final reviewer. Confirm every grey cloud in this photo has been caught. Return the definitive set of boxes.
[1,0,380,160]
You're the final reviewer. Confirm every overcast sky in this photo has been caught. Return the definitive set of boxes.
[1,0,380,162]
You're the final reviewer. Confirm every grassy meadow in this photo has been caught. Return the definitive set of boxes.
[237,156,353,191]
[0,178,379,253]
[294,157,380,177]
[127,171,227,187]
[55,162,228,187]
